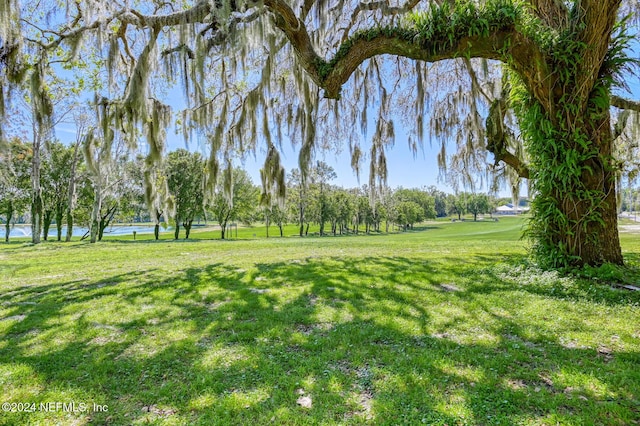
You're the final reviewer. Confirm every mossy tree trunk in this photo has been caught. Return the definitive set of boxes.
[525,103,623,266]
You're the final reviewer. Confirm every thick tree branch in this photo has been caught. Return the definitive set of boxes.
[486,96,530,179]
[120,0,212,28]
[44,0,214,50]
[328,29,544,100]
[496,150,530,180]
[574,0,623,106]
[266,0,546,101]
[264,0,326,89]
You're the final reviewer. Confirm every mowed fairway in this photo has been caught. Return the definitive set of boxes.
[1,217,639,425]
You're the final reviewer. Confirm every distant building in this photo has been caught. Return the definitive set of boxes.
[495,203,530,215]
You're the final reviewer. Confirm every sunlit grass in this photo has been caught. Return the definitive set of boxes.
[0,216,639,425]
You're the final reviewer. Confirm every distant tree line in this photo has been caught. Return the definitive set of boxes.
[1,139,508,242]
[620,188,640,213]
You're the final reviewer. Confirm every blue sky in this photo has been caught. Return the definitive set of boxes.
[231,123,451,193]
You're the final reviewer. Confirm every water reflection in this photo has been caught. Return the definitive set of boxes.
[0,224,167,238]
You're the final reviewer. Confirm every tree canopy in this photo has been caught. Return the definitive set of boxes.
[1,0,640,266]
[167,149,205,239]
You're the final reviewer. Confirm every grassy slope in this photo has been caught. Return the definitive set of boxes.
[0,217,639,425]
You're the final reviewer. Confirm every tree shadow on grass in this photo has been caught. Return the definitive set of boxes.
[0,255,639,424]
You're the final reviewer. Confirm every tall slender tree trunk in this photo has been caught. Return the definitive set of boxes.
[43,210,53,241]
[184,220,192,239]
[98,219,105,241]
[65,139,81,242]
[31,136,43,244]
[174,217,180,239]
[298,206,304,237]
[4,202,12,243]
[55,209,63,241]
[66,211,74,242]
[90,183,102,243]
[154,210,162,240]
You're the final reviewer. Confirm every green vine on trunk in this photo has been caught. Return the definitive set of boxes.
[513,16,636,268]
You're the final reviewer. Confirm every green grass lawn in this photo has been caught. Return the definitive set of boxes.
[1,217,639,425]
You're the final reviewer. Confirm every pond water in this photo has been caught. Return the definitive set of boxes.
[0,224,165,239]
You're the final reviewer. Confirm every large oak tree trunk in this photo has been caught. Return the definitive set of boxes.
[528,106,623,267]
[572,114,622,265]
